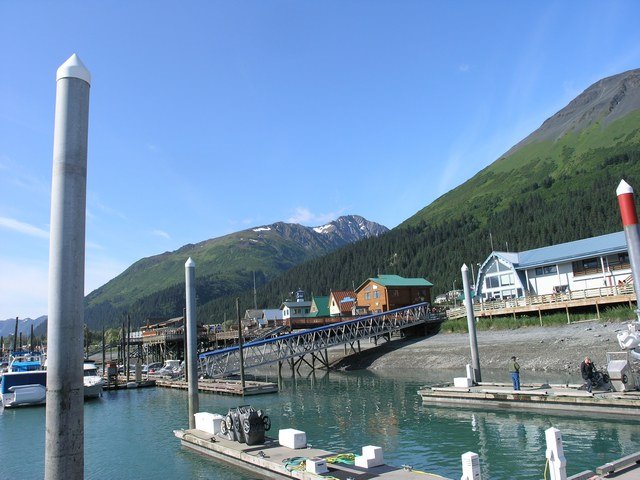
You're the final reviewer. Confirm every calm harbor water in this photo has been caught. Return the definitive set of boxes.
[1,369,639,480]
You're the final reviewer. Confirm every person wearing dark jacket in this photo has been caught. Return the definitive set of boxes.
[509,356,520,391]
[580,356,595,393]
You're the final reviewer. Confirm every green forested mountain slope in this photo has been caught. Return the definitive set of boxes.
[84,215,387,328]
[198,69,640,322]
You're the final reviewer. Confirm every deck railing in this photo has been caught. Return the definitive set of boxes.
[447,283,635,318]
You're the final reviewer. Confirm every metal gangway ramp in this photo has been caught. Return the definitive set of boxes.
[199,303,434,378]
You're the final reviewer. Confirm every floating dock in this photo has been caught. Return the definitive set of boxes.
[418,382,640,417]
[175,429,449,479]
[102,379,156,391]
[156,378,278,396]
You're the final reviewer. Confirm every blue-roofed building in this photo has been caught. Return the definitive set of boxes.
[476,231,631,300]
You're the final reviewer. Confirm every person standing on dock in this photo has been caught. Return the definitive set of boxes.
[509,356,520,390]
[580,356,595,393]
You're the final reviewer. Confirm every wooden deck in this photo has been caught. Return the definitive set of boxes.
[447,284,636,319]
[175,428,450,479]
[156,377,278,396]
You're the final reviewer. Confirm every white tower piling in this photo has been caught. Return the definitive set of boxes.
[45,54,91,480]
[462,264,481,383]
[185,257,199,428]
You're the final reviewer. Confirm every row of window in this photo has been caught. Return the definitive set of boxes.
[364,291,381,300]
[485,273,515,289]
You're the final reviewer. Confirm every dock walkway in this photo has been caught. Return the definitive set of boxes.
[175,429,450,479]
[418,382,640,417]
[156,377,278,396]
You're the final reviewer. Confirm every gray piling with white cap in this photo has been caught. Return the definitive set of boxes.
[185,257,199,428]
[462,264,481,383]
[45,53,91,480]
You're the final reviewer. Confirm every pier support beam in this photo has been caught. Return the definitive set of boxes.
[45,54,91,480]
[462,264,481,383]
[617,180,640,323]
[185,258,199,428]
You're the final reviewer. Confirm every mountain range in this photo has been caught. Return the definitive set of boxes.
[21,68,640,332]
[0,316,47,341]
[84,215,387,328]
[195,68,640,322]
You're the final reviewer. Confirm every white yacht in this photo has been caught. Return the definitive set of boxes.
[83,361,105,398]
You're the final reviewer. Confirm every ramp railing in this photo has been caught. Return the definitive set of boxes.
[199,303,432,378]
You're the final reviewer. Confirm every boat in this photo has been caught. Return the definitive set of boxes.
[0,370,47,407]
[153,359,183,378]
[8,351,45,372]
[83,361,105,398]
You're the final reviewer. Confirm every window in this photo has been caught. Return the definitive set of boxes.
[572,257,600,276]
[364,292,371,300]
[389,289,399,297]
[535,265,557,276]
[500,274,514,286]
[486,276,499,288]
[373,291,381,299]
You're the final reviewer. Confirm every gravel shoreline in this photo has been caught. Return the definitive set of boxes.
[332,319,640,379]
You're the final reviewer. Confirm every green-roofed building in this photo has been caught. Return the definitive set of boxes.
[355,274,433,314]
[308,296,330,317]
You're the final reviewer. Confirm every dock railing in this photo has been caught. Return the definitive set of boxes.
[447,283,636,319]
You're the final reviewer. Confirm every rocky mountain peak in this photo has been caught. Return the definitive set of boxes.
[506,68,640,155]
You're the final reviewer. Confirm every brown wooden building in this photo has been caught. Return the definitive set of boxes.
[355,274,433,313]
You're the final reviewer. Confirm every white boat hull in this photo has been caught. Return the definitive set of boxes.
[2,383,47,407]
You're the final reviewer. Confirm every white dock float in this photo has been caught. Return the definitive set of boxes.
[175,428,450,479]
[419,383,640,418]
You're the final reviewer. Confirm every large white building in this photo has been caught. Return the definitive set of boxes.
[476,232,631,300]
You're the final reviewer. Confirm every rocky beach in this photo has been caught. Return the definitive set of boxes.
[333,319,640,380]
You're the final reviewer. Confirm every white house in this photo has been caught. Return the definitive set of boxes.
[476,231,630,300]
[280,289,311,320]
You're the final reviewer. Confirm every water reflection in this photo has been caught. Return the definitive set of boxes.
[1,368,638,480]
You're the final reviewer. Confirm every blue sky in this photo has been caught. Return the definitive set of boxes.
[2,1,640,319]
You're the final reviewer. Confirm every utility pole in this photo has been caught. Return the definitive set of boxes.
[237,298,245,394]
[45,53,91,480]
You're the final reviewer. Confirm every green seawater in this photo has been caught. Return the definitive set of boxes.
[1,369,639,479]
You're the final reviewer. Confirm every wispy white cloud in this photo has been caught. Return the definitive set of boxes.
[287,207,346,226]
[0,257,49,319]
[152,229,171,239]
[458,64,470,73]
[0,216,49,239]
[88,193,127,220]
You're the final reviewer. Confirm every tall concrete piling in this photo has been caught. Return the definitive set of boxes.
[185,257,199,429]
[616,179,640,322]
[462,264,481,383]
[45,54,91,480]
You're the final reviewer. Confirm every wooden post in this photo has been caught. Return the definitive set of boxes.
[566,306,570,324]
[538,308,542,327]
[595,300,600,320]
[237,298,245,394]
